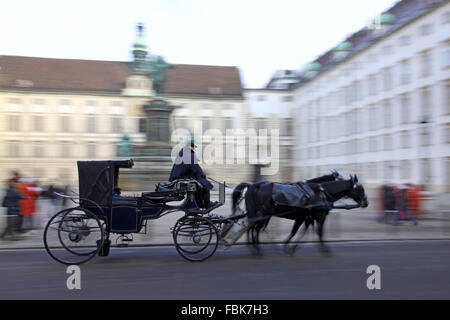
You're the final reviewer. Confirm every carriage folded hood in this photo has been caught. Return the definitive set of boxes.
[77,159,134,207]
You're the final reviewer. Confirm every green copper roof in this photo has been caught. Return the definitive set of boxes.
[133,37,148,50]
[306,62,322,71]
[333,41,352,51]
[374,12,395,25]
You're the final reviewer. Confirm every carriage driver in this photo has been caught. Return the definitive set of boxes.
[169,135,216,209]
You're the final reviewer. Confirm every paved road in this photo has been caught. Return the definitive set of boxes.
[1,240,450,299]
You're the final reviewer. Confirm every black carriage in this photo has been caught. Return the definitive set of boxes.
[43,159,241,265]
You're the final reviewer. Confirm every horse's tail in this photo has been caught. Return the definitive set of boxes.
[232,182,251,215]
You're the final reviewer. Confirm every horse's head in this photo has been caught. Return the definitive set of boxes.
[348,175,369,208]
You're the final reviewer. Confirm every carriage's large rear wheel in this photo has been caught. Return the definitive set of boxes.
[43,207,104,265]
[173,216,218,262]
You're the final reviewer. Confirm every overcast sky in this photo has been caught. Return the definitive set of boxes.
[0,0,397,88]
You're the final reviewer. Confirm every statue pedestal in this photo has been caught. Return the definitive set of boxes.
[117,98,177,192]
[119,156,172,192]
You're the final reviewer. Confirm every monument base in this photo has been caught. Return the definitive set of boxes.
[118,156,173,192]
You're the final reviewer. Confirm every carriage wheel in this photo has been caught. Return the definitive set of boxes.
[173,216,218,262]
[43,207,104,265]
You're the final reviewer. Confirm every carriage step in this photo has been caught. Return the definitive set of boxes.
[116,243,129,248]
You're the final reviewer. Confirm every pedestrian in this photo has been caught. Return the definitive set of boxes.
[16,178,41,233]
[0,178,23,240]
[408,184,421,220]
[380,183,400,224]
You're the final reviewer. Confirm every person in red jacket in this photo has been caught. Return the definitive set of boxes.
[16,178,41,233]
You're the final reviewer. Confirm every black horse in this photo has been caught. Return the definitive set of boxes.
[232,173,368,254]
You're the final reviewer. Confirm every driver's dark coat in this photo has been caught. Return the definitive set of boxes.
[169,147,213,190]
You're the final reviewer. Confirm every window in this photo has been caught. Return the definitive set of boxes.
[420,159,432,184]
[420,50,432,77]
[61,143,70,158]
[60,99,71,105]
[175,118,187,131]
[377,105,384,130]
[369,137,377,152]
[368,75,377,96]
[87,144,96,158]
[442,12,450,24]
[368,106,377,131]
[33,115,44,132]
[383,101,392,128]
[367,54,377,63]
[202,118,212,132]
[384,135,393,150]
[111,100,123,107]
[33,98,45,105]
[445,82,450,115]
[86,100,97,106]
[33,143,45,158]
[8,115,20,131]
[255,118,267,131]
[400,160,411,180]
[86,117,97,133]
[384,161,393,180]
[256,95,266,102]
[33,167,44,178]
[139,118,147,133]
[382,45,393,55]
[442,42,450,69]
[419,126,432,146]
[383,68,393,91]
[420,87,432,122]
[282,96,293,102]
[419,24,433,36]
[60,116,71,132]
[400,95,410,124]
[8,97,21,104]
[112,118,122,132]
[443,124,450,144]
[368,162,378,179]
[8,142,20,157]
[401,131,411,149]
[399,35,411,46]
[208,87,222,95]
[225,118,234,131]
[400,59,411,85]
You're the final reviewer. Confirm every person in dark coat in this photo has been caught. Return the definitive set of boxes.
[169,139,214,208]
[1,178,22,240]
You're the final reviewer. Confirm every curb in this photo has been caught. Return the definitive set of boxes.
[2,237,450,251]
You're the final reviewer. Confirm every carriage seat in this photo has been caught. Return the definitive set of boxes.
[155,179,203,192]
[112,195,140,207]
[141,179,203,204]
[141,190,185,203]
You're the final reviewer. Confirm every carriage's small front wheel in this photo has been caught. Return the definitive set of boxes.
[43,207,104,265]
[173,216,218,262]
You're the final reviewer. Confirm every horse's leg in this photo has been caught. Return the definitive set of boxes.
[283,218,303,255]
[315,211,332,255]
[247,223,261,255]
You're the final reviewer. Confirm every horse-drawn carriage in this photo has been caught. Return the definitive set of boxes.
[43,159,247,264]
[43,159,369,265]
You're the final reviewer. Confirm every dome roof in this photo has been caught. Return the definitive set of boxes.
[133,37,147,51]
[374,12,395,25]
[333,41,352,51]
[306,62,322,71]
